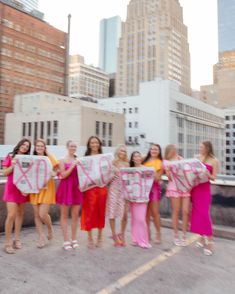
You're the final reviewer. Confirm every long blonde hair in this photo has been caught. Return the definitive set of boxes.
[114,144,129,163]
[164,144,177,160]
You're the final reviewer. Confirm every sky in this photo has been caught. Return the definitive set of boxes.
[38,0,218,90]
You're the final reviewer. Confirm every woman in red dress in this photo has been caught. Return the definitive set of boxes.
[80,136,108,248]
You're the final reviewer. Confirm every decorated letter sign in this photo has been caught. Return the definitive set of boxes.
[164,158,209,194]
[120,167,155,203]
[77,153,114,192]
[13,155,52,194]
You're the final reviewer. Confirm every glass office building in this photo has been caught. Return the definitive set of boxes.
[99,16,121,74]
[218,0,235,52]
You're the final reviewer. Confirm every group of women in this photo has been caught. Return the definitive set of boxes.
[2,136,219,256]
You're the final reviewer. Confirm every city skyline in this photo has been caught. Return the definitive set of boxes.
[38,0,218,91]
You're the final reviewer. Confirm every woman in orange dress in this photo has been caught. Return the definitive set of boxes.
[143,144,163,244]
[81,136,108,248]
[30,139,58,248]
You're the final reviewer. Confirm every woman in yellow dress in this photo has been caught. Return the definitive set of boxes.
[30,139,58,248]
[143,144,163,244]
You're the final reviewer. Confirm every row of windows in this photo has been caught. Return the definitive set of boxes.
[95,121,113,140]
[127,122,138,128]
[225,115,235,121]
[177,102,224,123]
[22,121,58,145]
[1,18,65,48]
[226,124,235,129]
[226,149,235,154]
[226,157,235,162]
[123,107,139,114]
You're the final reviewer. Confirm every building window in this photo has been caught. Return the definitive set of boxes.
[47,138,50,145]
[108,140,112,147]
[226,157,231,162]
[135,107,138,113]
[129,122,132,128]
[109,123,112,136]
[225,116,230,120]
[226,165,231,170]
[96,121,100,136]
[129,108,132,114]
[53,121,58,135]
[123,108,126,114]
[226,124,230,128]
[226,132,230,137]
[22,123,26,137]
[40,122,44,139]
[134,136,139,144]
[178,133,184,143]
[53,138,58,145]
[47,121,51,136]
[128,136,132,143]
[226,149,230,154]
[28,122,32,137]
[102,122,106,136]
[226,141,230,145]
[135,122,138,128]
[102,139,106,146]
[233,150,235,154]
[233,116,235,120]
[34,122,38,141]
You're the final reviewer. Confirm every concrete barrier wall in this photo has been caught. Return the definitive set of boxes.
[1,179,235,232]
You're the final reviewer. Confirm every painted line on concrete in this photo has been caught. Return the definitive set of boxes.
[96,235,199,294]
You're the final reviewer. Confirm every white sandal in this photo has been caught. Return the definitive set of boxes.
[63,241,72,251]
[203,241,214,256]
[173,237,181,246]
[71,240,79,249]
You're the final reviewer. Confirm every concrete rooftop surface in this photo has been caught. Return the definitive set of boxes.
[0,221,234,294]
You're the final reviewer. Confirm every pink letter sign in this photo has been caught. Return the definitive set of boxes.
[77,153,114,192]
[164,158,209,194]
[13,155,52,193]
[120,167,155,203]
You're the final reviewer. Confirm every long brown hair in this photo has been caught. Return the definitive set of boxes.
[33,139,48,156]
[202,141,215,159]
[10,138,31,157]
[85,136,102,156]
[129,151,141,167]
[142,143,162,164]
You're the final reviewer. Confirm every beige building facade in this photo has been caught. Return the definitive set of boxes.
[69,55,110,99]
[4,92,125,147]
[115,0,191,97]
[200,50,235,108]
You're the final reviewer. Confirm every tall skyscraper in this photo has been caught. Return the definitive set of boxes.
[99,16,122,74]
[218,0,235,53]
[116,0,191,97]
[0,1,67,143]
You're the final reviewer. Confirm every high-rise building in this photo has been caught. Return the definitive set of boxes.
[218,0,235,53]
[116,0,191,97]
[0,1,67,143]
[69,55,110,99]
[99,16,122,74]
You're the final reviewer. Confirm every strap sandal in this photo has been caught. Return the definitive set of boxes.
[13,239,22,249]
[71,240,79,249]
[173,237,181,246]
[63,241,72,251]
[4,244,15,254]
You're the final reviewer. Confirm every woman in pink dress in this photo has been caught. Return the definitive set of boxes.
[128,151,151,249]
[163,144,190,247]
[190,141,219,256]
[107,144,129,246]
[2,138,31,254]
[143,144,163,244]
[56,140,83,250]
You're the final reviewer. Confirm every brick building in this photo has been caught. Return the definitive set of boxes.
[0,0,67,143]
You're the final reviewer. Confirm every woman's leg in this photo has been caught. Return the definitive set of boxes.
[182,197,190,237]
[60,205,69,242]
[149,201,161,243]
[146,203,152,241]
[120,201,128,244]
[38,204,53,240]
[32,204,46,247]
[5,202,18,251]
[71,205,80,241]
[87,230,95,249]
[14,204,24,245]
[171,198,181,241]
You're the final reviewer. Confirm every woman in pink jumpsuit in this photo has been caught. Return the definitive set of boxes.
[128,151,151,249]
